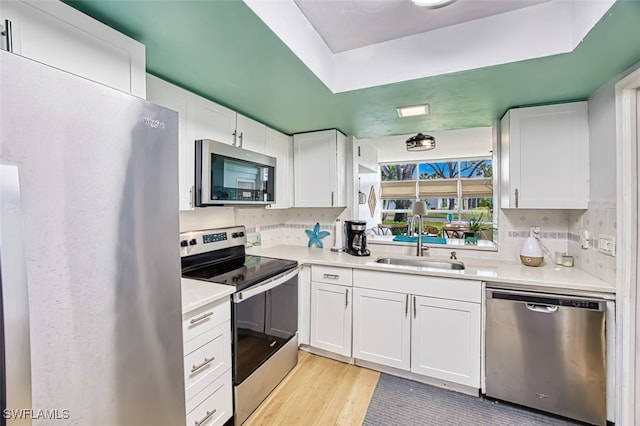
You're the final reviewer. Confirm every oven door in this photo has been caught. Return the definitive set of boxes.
[232,267,298,385]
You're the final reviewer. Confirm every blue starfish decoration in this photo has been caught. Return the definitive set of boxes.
[305,222,330,248]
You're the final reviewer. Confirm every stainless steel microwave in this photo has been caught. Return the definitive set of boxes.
[195,139,276,206]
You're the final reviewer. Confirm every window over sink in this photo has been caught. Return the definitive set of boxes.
[380,158,495,247]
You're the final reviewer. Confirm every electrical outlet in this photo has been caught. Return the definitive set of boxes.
[598,234,616,256]
[529,226,540,238]
[580,229,590,249]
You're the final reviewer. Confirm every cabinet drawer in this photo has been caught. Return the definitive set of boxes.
[184,321,231,401]
[183,299,230,344]
[312,265,352,286]
[186,369,232,426]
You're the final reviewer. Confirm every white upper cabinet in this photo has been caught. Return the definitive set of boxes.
[2,0,145,97]
[293,129,347,208]
[146,75,280,210]
[355,139,378,174]
[264,128,293,209]
[236,113,266,153]
[187,96,236,147]
[500,102,589,209]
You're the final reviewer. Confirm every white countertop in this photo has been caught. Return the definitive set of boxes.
[181,277,235,314]
[247,245,616,298]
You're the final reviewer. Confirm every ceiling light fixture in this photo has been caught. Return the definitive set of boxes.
[411,0,457,9]
[397,104,430,118]
[406,133,436,152]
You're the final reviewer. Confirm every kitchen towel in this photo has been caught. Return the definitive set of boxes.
[393,235,446,244]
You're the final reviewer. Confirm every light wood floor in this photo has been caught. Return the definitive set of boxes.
[244,351,380,426]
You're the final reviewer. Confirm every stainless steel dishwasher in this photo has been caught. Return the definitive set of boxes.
[485,288,606,426]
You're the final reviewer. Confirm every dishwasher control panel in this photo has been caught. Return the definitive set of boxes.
[490,291,604,311]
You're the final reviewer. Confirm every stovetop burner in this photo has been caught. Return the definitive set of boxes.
[183,254,297,291]
[180,226,297,292]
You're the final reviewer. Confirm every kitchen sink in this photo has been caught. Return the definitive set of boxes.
[375,257,465,270]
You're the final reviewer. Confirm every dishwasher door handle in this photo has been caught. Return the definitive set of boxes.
[526,303,558,313]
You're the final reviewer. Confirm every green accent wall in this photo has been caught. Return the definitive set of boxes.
[65,0,640,139]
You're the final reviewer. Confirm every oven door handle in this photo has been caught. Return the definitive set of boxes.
[233,267,299,302]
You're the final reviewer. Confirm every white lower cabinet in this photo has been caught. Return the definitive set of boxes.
[411,295,481,387]
[352,269,481,389]
[182,298,232,426]
[310,281,352,357]
[352,288,410,370]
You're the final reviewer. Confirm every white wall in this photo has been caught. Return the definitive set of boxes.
[588,80,618,202]
[357,172,382,230]
[567,61,640,283]
[371,127,493,164]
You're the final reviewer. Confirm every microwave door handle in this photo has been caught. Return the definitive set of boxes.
[233,267,299,302]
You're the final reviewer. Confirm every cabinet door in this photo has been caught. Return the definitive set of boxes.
[293,130,346,207]
[236,114,266,153]
[310,281,352,357]
[265,128,292,209]
[146,75,193,210]
[187,96,236,147]
[411,296,480,388]
[356,141,378,174]
[352,288,410,370]
[501,102,588,209]
[2,0,145,97]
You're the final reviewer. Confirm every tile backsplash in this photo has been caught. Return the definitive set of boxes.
[497,209,570,261]
[567,201,616,283]
[181,207,348,248]
[180,204,616,285]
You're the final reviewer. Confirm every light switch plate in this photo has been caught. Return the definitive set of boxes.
[598,234,616,256]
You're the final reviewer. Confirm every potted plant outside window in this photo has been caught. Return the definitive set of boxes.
[465,213,494,244]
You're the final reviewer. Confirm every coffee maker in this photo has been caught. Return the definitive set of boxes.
[344,220,370,257]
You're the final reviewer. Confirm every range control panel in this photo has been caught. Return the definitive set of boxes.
[203,232,228,244]
[179,226,247,257]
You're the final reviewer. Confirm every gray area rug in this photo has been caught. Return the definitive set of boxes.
[363,374,580,426]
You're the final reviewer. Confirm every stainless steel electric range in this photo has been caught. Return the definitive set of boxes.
[180,226,299,425]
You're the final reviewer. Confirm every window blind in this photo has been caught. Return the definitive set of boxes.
[380,180,417,199]
[460,178,493,197]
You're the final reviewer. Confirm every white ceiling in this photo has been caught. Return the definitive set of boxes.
[293,0,551,53]
[243,0,615,93]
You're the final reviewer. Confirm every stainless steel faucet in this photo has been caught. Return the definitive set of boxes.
[410,214,428,256]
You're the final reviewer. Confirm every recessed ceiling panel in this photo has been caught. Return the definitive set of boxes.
[294,0,551,53]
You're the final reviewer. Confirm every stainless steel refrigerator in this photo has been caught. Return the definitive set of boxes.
[0,51,186,425]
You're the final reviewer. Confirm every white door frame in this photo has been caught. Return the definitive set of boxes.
[615,66,640,426]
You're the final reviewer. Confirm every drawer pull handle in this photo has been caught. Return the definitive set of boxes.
[191,356,215,373]
[323,273,339,279]
[190,312,213,324]
[194,409,217,426]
